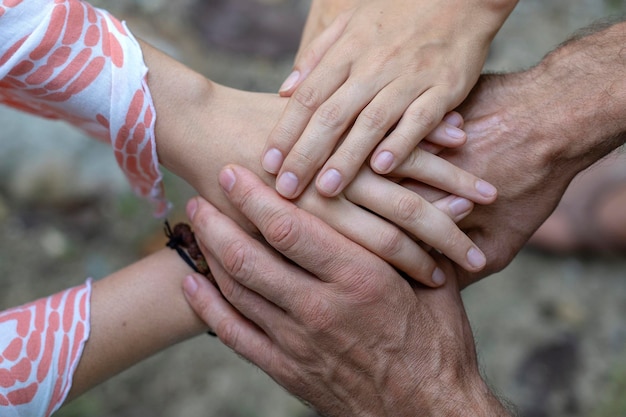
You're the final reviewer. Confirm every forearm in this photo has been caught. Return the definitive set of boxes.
[526,19,626,172]
[143,39,284,227]
[67,249,207,401]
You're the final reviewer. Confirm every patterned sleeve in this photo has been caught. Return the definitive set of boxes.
[0,0,168,216]
[0,1,163,415]
[0,281,92,417]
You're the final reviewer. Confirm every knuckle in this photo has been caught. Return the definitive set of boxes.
[316,102,344,129]
[264,208,301,252]
[216,319,241,351]
[282,332,314,363]
[403,146,425,170]
[305,295,336,334]
[271,123,299,149]
[288,142,318,169]
[221,239,252,279]
[233,181,261,216]
[393,194,425,224]
[406,106,438,134]
[292,85,321,112]
[439,227,469,258]
[360,105,389,131]
[342,263,388,301]
[375,226,407,259]
[332,147,364,172]
[387,129,415,153]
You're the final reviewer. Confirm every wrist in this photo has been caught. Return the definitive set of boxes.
[68,248,207,400]
[139,40,216,176]
[420,373,511,417]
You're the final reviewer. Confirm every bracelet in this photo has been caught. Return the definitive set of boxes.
[164,220,212,279]
[164,221,217,337]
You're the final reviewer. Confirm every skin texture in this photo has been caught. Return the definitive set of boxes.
[180,19,626,417]
[182,166,512,417]
[66,249,206,401]
[428,20,626,287]
[263,0,519,199]
[22,30,496,408]
[146,40,494,286]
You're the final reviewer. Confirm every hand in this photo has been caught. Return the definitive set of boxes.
[147,42,493,285]
[182,165,511,417]
[421,69,624,287]
[262,0,518,199]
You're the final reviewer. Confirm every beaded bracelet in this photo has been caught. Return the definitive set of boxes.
[164,221,217,337]
[164,221,213,282]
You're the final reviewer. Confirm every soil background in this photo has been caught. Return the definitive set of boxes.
[1,1,626,416]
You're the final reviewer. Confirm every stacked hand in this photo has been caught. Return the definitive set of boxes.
[182,165,511,417]
[264,0,518,199]
[149,44,496,286]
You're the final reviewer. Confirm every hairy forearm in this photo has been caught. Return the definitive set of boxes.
[527,18,626,171]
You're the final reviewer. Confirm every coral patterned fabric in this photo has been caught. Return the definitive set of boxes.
[0,0,168,216]
[0,282,92,417]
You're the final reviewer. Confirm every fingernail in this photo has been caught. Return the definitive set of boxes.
[186,198,198,220]
[318,169,342,195]
[262,148,284,174]
[276,172,298,197]
[448,197,472,217]
[279,70,300,94]
[432,267,446,286]
[443,112,463,127]
[467,247,486,269]
[372,151,394,173]
[219,167,236,192]
[445,125,465,139]
[475,180,497,198]
[183,275,198,296]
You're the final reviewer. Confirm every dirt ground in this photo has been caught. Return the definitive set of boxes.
[1,1,626,416]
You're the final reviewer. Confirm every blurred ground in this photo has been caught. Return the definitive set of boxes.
[1,1,626,416]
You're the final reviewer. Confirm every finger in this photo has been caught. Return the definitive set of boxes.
[418,111,465,154]
[182,273,279,371]
[274,77,377,199]
[203,249,293,338]
[442,111,464,129]
[431,194,474,223]
[187,196,315,312]
[297,188,444,286]
[314,81,424,197]
[345,168,487,273]
[423,118,466,149]
[280,11,352,96]
[399,179,449,203]
[262,67,348,176]
[216,165,399,284]
[392,147,497,205]
[371,87,449,174]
